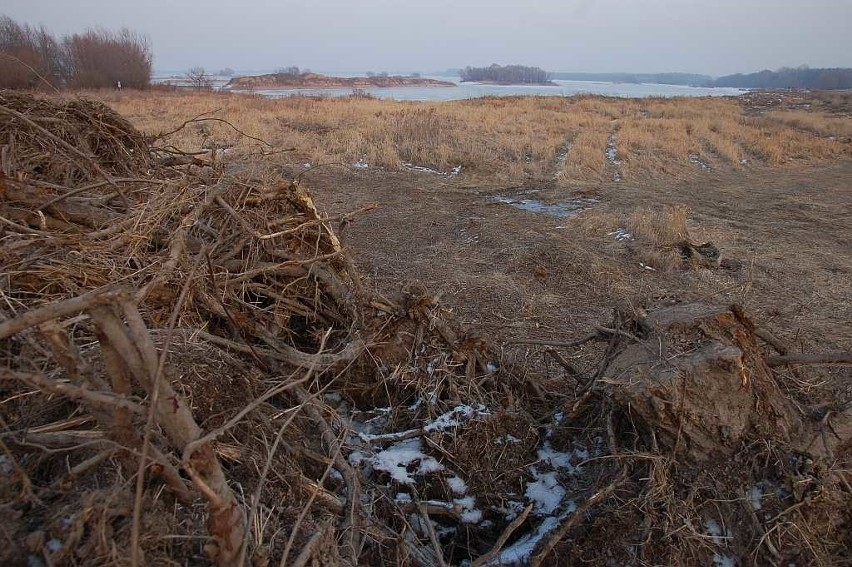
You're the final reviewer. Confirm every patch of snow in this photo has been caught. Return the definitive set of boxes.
[455,496,483,524]
[303,163,311,168]
[353,156,369,169]
[0,455,12,476]
[424,404,488,433]
[402,163,463,176]
[606,134,620,164]
[537,442,580,473]
[485,510,571,566]
[553,411,565,424]
[370,438,444,485]
[46,539,63,553]
[750,484,764,511]
[504,500,526,521]
[461,508,483,524]
[609,228,633,241]
[713,554,736,567]
[447,476,469,496]
[689,153,710,170]
[486,361,498,374]
[525,471,565,515]
[705,518,732,546]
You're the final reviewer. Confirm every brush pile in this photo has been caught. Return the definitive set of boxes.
[1,91,850,566]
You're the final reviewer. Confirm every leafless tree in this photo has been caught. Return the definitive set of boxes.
[185,66,213,90]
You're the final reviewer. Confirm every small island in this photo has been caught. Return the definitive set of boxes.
[227,71,455,90]
[460,64,557,86]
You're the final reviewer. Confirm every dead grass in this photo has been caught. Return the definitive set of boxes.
[90,89,852,186]
[765,109,852,138]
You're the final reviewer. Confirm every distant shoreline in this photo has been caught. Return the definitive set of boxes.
[227,73,455,90]
[461,80,558,87]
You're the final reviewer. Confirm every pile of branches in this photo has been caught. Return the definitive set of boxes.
[0,92,499,565]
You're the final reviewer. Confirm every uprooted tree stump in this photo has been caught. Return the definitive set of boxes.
[598,303,851,461]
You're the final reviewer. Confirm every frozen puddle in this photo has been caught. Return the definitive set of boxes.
[489,192,599,219]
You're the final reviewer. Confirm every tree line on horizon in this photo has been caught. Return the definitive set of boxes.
[459,64,551,84]
[0,15,151,90]
[711,66,852,90]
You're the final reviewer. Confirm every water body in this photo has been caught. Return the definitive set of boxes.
[228,76,745,101]
[489,192,600,219]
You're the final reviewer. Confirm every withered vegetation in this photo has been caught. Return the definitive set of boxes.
[0,91,850,566]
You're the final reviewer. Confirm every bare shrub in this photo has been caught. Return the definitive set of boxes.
[64,27,152,89]
[185,66,213,90]
[0,15,64,89]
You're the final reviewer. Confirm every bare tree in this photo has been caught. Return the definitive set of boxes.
[276,66,299,76]
[185,66,212,90]
[0,16,63,89]
[64,27,152,89]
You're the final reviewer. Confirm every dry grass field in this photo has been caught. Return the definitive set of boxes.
[95,89,851,186]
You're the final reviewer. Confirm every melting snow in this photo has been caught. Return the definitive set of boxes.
[713,554,736,567]
[750,484,764,511]
[353,156,369,169]
[487,500,578,566]
[446,476,468,495]
[455,496,483,523]
[402,163,463,176]
[525,471,565,515]
[610,228,633,241]
[424,404,488,432]
[504,500,526,521]
[705,518,732,546]
[370,438,444,485]
[689,153,710,170]
[488,516,559,565]
[606,135,619,164]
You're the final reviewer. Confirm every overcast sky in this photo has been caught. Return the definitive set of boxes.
[3,0,850,76]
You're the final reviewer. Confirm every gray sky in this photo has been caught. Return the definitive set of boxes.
[3,0,850,76]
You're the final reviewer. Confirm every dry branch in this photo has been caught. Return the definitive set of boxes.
[0,287,121,340]
[767,352,852,367]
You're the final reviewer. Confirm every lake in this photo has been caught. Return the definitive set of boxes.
[229,77,746,101]
[153,73,746,101]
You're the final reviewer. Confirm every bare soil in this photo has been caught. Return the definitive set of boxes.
[303,161,852,361]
